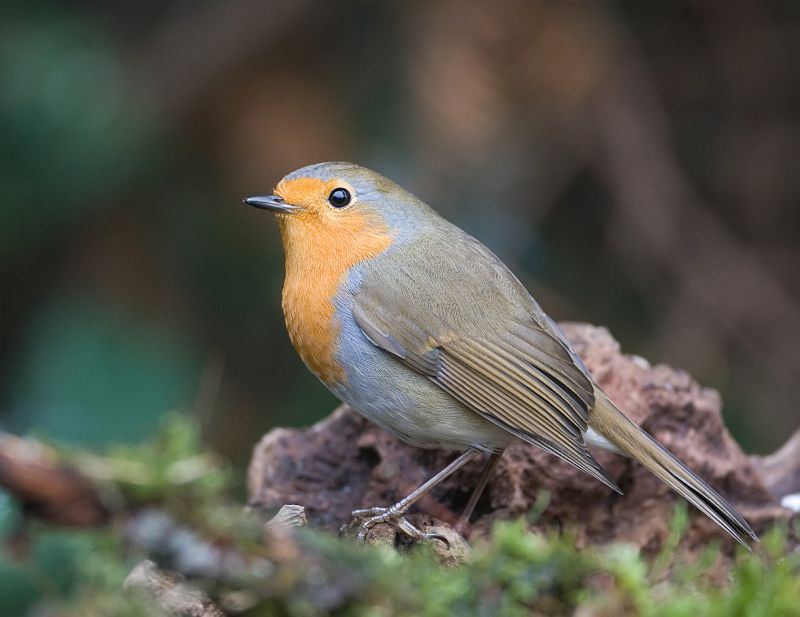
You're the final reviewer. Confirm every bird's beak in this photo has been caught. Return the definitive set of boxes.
[243,195,302,214]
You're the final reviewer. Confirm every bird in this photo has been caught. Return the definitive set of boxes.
[245,161,757,548]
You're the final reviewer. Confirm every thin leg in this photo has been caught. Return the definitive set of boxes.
[345,448,481,543]
[460,450,502,525]
[387,448,481,514]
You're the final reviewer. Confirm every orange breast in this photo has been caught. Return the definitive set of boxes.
[277,186,394,385]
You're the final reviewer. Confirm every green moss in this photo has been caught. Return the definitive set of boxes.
[1,415,797,616]
[230,518,798,617]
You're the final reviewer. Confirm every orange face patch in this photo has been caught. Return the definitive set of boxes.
[274,177,345,214]
[274,177,394,385]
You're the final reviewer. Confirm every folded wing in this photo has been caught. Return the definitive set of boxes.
[352,257,620,492]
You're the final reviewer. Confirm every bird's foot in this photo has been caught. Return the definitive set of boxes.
[341,505,448,546]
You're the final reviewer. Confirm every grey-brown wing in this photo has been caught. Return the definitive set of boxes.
[352,241,619,492]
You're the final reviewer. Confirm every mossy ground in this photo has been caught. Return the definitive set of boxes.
[1,415,797,617]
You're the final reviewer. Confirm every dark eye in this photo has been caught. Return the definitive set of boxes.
[328,188,351,208]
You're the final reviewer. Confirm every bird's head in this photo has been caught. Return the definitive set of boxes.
[245,162,432,259]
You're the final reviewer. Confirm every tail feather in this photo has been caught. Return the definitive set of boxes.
[589,394,757,548]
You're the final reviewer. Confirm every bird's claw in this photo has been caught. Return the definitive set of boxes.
[340,505,448,546]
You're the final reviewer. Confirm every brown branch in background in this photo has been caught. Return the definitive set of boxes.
[594,69,800,360]
[589,29,800,422]
[0,432,109,526]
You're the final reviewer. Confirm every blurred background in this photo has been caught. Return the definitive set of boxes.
[2,0,799,471]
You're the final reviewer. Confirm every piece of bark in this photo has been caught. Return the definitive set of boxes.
[426,524,472,566]
[124,560,226,617]
[0,432,109,526]
[263,504,308,536]
[248,323,796,554]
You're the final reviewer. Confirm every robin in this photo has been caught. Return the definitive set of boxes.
[245,162,756,547]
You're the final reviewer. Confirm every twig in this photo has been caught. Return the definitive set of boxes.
[0,432,109,526]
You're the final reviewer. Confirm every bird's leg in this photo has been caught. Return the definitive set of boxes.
[459,450,502,526]
[344,448,480,543]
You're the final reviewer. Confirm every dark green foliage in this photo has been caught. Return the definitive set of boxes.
[10,302,200,447]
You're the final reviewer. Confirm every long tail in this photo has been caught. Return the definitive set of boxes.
[589,393,758,548]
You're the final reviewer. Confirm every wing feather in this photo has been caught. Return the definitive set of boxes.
[465,338,586,430]
[438,346,619,491]
[445,339,580,438]
[352,294,620,492]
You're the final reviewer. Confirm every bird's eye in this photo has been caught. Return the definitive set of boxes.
[328,188,351,208]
